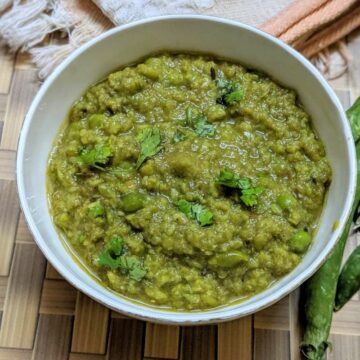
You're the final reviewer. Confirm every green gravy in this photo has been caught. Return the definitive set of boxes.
[47,54,331,310]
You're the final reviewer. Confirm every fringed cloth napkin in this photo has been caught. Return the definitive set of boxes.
[0,0,359,79]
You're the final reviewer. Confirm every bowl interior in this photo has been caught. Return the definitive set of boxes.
[17,16,356,324]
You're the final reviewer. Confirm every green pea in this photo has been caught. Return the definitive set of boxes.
[277,193,297,210]
[208,251,249,268]
[290,230,311,253]
[88,200,104,217]
[120,192,146,213]
[202,295,218,307]
[88,114,107,129]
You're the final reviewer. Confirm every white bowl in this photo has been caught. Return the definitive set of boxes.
[17,15,356,324]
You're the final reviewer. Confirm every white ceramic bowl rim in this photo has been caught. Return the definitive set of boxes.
[16,15,356,324]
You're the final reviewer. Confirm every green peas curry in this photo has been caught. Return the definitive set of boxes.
[47,54,331,310]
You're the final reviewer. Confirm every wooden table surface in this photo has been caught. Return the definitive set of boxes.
[0,30,359,360]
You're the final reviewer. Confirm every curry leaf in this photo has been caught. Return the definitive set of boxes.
[136,127,162,169]
[176,199,214,226]
[78,144,112,170]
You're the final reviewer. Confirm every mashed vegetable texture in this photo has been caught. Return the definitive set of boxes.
[47,54,331,310]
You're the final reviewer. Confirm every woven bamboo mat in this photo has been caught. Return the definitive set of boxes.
[0,31,359,360]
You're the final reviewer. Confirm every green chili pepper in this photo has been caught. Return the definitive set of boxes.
[300,98,360,360]
[334,245,360,311]
[347,97,360,141]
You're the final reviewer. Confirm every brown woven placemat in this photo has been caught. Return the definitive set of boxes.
[0,34,359,360]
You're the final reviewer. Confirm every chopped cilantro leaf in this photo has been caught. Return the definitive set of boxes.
[238,177,252,190]
[216,78,228,90]
[191,204,214,226]
[240,187,264,207]
[129,266,147,281]
[216,168,242,188]
[193,117,216,137]
[78,144,112,170]
[98,251,119,270]
[216,78,244,106]
[136,127,162,169]
[88,200,104,217]
[97,236,146,281]
[185,107,215,137]
[177,199,193,218]
[173,130,186,143]
[225,89,245,104]
[176,199,214,226]
[216,168,263,206]
[108,236,125,256]
[119,256,147,281]
[98,236,125,269]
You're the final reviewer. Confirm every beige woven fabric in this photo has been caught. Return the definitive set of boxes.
[0,0,359,78]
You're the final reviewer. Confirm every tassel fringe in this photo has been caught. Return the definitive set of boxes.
[311,40,352,80]
[30,43,73,79]
[0,0,75,51]
[0,0,355,80]
[0,0,103,78]
[0,0,215,79]
[29,18,106,79]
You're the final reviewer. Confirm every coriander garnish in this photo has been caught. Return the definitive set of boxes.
[216,168,264,206]
[216,78,244,106]
[176,199,214,226]
[98,236,146,281]
[173,130,186,143]
[185,107,215,137]
[136,127,162,169]
[78,144,112,170]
